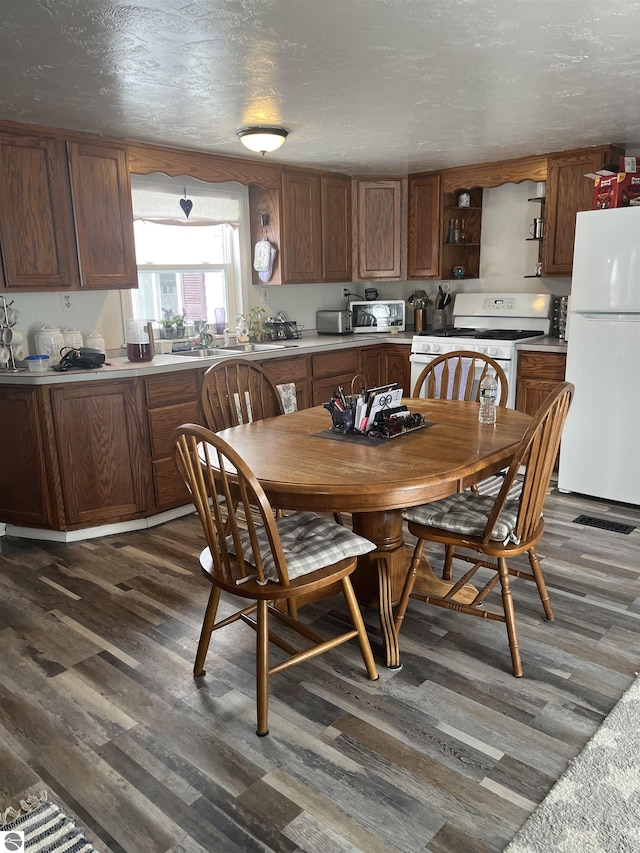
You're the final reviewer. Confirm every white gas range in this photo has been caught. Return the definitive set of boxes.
[410,293,552,408]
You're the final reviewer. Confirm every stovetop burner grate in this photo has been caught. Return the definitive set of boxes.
[416,329,545,341]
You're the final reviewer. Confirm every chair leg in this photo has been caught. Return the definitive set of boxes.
[442,544,455,580]
[194,585,222,677]
[527,547,554,622]
[341,577,379,680]
[256,599,270,736]
[394,541,423,632]
[498,557,522,677]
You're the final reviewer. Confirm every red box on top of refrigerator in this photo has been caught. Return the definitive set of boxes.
[620,156,640,173]
[593,172,640,209]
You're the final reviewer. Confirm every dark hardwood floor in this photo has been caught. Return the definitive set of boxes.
[1,487,639,852]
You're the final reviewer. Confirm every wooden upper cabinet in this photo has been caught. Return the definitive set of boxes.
[408,174,441,279]
[0,132,79,290]
[356,179,403,279]
[543,145,623,276]
[320,174,351,281]
[67,140,137,289]
[281,170,322,283]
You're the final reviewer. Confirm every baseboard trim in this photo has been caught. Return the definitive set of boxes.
[2,504,196,543]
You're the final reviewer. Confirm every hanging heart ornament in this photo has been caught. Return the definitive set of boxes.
[180,198,193,218]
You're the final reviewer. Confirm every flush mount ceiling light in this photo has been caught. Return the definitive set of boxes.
[236,126,289,155]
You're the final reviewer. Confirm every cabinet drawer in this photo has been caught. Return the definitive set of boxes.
[146,371,200,407]
[517,351,566,380]
[261,354,311,384]
[149,400,201,458]
[312,349,359,379]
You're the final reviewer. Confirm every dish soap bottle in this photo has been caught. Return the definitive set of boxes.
[478,370,498,424]
[235,314,249,344]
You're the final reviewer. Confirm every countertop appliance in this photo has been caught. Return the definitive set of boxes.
[410,292,552,407]
[316,309,352,335]
[351,299,405,333]
[558,206,640,505]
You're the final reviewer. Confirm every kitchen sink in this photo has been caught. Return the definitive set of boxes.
[170,347,234,358]
[222,343,287,352]
[169,342,288,359]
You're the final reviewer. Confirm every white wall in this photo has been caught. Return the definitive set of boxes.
[6,179,587,353]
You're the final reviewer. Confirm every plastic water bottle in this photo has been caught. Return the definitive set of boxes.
[478,370,498,424]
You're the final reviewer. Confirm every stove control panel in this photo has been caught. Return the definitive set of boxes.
[482,297,515,311]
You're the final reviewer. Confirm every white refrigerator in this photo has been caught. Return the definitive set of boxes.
[558,206,640,506]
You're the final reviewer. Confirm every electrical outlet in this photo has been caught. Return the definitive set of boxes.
[343,288,350,298]
[60,293,72,311]
[261,288,268,303]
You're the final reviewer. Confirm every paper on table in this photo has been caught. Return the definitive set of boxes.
[363,388,403,431]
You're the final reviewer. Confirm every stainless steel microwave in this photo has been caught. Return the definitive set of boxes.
[350,299,405,333]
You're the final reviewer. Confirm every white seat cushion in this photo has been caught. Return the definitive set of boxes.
[403,493,521,544]
[230,511,376,582]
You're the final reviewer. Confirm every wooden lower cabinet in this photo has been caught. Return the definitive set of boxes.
[311,348,360,406]
[47,379,151,527]
[145,370,202,511]
[260,354,312,411]
[0,386,52,526]
[359,343,411,393]
[515,350,566,468]
[384,344,411,393]
[0,345,412,534]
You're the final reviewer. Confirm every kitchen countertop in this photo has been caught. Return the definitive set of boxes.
[0,332,415,385]
[0,330,567,384]
[516,335,567,354]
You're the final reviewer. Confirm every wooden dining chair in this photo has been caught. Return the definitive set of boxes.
[395,382,574,677]
[412,349,508,406]
[173,423,379,736]
[412,349,511,502]
[201,358,285,431]
[202,357,343,528]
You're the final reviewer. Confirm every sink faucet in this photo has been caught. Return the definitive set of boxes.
[199,327,215,346]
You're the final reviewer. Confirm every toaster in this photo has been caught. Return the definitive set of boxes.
[316,310,353,335]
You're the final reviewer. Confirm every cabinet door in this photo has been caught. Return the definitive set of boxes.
[321,175,351,281]
[359,345,384,389]
[408,175,441,278]
[0,133,79,290]
[356,180,402,279]
[543,146,622,276]
[50,379,150,527]
[67,140,137,289]
[0,387,52,526]
[384,344,411,393]
[260,354,312,411]
[281,170,322,283]
[311,349,360,406]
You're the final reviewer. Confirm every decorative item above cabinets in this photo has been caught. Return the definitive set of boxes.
[0,127,137,292]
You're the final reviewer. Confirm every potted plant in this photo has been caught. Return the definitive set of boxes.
[247,306,266,342]
[173,314,186,338]
[160,309,176,339]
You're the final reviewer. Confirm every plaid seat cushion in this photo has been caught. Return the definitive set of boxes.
[230,511,376,582]
[403,493,521,544]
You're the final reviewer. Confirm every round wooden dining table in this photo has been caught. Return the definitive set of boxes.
[216,398,531,668]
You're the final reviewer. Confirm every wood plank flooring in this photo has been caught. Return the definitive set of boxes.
[0,487,639,852]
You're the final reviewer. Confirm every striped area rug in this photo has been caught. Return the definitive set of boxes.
[0,792,94,852]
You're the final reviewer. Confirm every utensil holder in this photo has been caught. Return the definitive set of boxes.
[432,309,448,331]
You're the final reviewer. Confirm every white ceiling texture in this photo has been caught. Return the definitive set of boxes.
[1,0,639,175]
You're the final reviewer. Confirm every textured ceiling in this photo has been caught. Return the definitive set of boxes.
[1,0,639,175]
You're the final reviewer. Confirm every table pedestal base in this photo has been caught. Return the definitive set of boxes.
[350,510,478,668]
